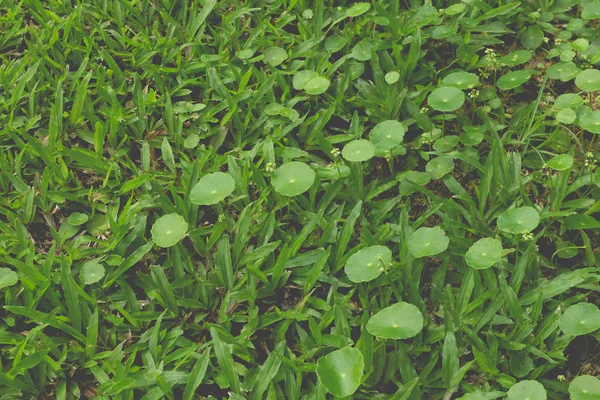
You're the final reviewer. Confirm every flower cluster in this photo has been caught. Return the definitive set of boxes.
[584,152,596,170]
[485,48,502,70]
[521,232,534,242]
[265,162,276,172]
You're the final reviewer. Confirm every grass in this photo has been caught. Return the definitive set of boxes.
[1,0,600,399]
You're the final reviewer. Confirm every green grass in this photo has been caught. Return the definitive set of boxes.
[1,0,600,399]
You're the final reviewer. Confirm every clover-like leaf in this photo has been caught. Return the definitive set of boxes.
[366,302,424,339]
[272,162,315,196]
[342,139,375,162]
[426,156,454,180]
[575,69,600,92]
[428,87,465,112]
[184,134,200,149]
[68,212,89,226]
[442,71,480,89]
[497,70,534,90]
[399,171,431,197]
[559,303,600,336]
[433,136,460,152]
[263,46,288,66]
[407,227,449,258]
[499,50,533,67]
[304,77,330,95]
[465,238,503,269]
[554,93,584,110]
[292,70,319,90]
[80,260,106,285]
[385,71,400,84]
[369,120,405,150]
[462,126,485,146]
[190,172,236,205]
[316,347,364,398]
[345,245,392,283]
[350,40,373,61]
[555,108,577,124]
[569,375,600,400]
[0,268,18,290]
[325,36,346,52]
[582,1,600,19]
[546,154,574,171]
[151,214,188,248]
[547,62,581,82]
[497,206,540,234]
[580,110,600,134]
[507,380,546,400]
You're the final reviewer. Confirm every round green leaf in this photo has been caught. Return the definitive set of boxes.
[342,139,375,162]
[580,110,600,134]
[272,162,315,196]
[235,48,255,60]
[184,134,200,149]
[546,154,574,171]
[575,69,600,92]
[366,302,424,339]
[325,36,346,52]
[316,347,364,398]
[0,268,18,290]
[428,87,465,112]
[263,46,287,66]
[433,136,460,152]
[466,238,503,269]
[426,156,454,180]
[507,380,547,400]
[345,245,392,283]
[399,171,431,196]
[190,172,236,205]
[346,2,370,17]
[369,120,405,150]
[569,375,600,400]
[556,108,577,124]
[304,77,331,95]
[554,93,584,110]
[350,40,373,61]
[547,62,581,82]
[497,206,540,234]
[571,39,590,52]
[582,2,600,19]
[497,70,533,90]
[442,71,480,90]
[293,70,320,90]
[68,212,89,226]
[499,50,533,67]
[462,126,485,146]
[80,260,106,285]
[264,103,285,116]
[559,303,600,336]
[407,227,449,258]
[151,214,188,248]
[385,71,400,84]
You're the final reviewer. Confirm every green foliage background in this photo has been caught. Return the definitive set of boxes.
[1,0,600,399]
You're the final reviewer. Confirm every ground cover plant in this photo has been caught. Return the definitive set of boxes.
[1,0,600,399]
